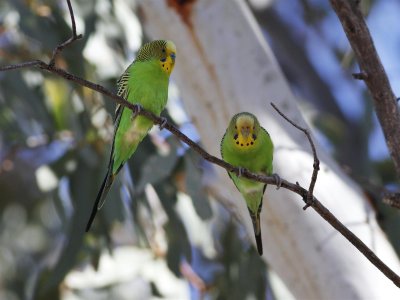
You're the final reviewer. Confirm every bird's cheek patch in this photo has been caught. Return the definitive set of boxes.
[234,134,257,148]
[160,56,175,75]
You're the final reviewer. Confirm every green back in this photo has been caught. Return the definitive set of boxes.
[111,59,169,174]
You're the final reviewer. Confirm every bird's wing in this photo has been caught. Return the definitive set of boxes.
[107,65,133,174]
[114,63,133,120]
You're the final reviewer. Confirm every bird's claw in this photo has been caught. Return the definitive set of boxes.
[131,104,142,120]
[159,117,168,130]
[237,167,244,177]
[135,104,142,114]
[272,173,282,190]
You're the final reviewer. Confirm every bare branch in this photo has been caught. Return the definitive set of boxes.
[1,0,400,288]
[329,0,400,179]
[49,0,83,66]
[270,103,320,210]
[66,0,78,37]
[0,60,43,71]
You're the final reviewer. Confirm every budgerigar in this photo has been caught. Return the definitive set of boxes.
[86,40,176,232]
[220,112,274,255]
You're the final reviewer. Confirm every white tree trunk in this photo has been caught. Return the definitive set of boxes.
[138,0,400,298]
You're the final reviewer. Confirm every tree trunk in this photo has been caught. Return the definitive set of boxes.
[138,0,400,298]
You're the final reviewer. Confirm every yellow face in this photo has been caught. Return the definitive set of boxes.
[233,115,258,149]
[160,41,176,76]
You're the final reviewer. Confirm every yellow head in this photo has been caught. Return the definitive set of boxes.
[161,40,177,75]
[230,112,260,149]
[136,40,176,76]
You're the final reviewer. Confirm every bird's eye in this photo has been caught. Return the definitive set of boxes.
[160,58,166,62]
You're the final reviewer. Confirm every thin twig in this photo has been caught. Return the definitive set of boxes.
[49,0,82,66]
[270,103,320,210]
[66,0,78,37]
[0,60,43,71]
[1,0,400,289]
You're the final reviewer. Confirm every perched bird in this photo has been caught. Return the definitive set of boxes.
[86,40,177,232]
[220,112,275,255]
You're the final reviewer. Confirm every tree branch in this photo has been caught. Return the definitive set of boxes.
[270,103,320,210]
[49,0,82,66]
[1,0,400,288]
[0,60,44,71]
[329,0,400,179]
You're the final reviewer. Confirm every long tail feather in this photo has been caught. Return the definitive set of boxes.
[86,101,122,232]
[248,209,263,256]
[85,171,114,232]
[254,229,263,256]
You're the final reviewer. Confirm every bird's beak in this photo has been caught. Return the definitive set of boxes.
[240,127,250,139]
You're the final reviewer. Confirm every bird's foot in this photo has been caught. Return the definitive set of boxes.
[272,173,282,190]
[237,167,245,177]
[131,104,142,120]
[159,117,168,130]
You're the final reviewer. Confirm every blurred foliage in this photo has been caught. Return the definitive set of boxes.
[1,0,399,299]
[0,0,268,299]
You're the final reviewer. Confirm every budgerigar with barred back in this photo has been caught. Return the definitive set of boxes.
[220,112,274,255]
[86,40,176,232]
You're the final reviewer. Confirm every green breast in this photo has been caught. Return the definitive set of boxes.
[127,60,169,115]
[222,129,273,175]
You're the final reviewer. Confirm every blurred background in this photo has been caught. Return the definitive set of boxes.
[0,0,399,299]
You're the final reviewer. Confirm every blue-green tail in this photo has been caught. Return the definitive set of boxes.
[248,206,263,256]
[86,170,115,232]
